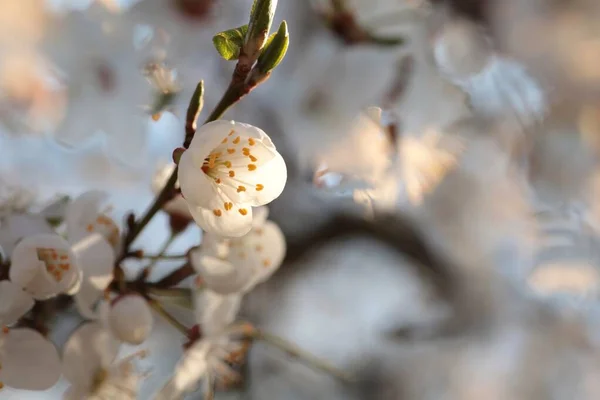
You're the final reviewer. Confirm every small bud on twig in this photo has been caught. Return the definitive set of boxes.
[256,20,289,75]
[184,81,204,148]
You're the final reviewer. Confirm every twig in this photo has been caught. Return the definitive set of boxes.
[153,263,195,288]
[251,329,354,383]
[147,298,189,335]
[140,253,188,261]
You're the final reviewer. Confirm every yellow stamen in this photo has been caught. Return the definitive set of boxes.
[152,113,162,121]
[248,138,256,146]
[222,138,228,144]
[213,209,222,217]
[249,155,257,162]
[228,130,235,136]
[263,259,271,267]
[227,148,235,154]
[224,161,232,168]
[248,164,257,171]
[237,186,246,193]
[229,170,235,178]
[239,208,248,215]
[233,136,241,144]
[224,202,233,211]
[256,184,264,191]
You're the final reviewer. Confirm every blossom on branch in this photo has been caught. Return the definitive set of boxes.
[178,120,287,237]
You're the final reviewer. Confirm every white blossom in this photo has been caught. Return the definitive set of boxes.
[433,18,546,131]
[107,294,153,345]
[71,233,115,319]
[62,322,146,399]
[66,191,120,252]
[0,276,60,391]
[155,323,252,400]
[9,233,81,300]
[191,207,286,295]
[178,120,287,237]
[0,326,61,391]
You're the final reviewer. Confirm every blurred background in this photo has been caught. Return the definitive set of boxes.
[2,0,600,399]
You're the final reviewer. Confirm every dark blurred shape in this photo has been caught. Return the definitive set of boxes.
[172,0,216,21]
[431,0,491,25]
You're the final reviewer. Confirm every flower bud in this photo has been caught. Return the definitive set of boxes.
[108,294,153,345]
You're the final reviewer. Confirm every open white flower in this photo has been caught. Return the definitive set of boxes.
[178,120,287,237]
[194,289,242,336]
[66,191,120,251]
[107,294,153,345]
[155,323,252,400]
[70,233,115,319]
[9,234,81,300]
[191,208,286,295]
[0,326,62,391]
[63,322,146,399]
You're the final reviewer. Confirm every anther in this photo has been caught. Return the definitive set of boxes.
[238,208,248,215]
[213,209,222,217]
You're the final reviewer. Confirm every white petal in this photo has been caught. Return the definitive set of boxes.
[0,280,34,325]
[62,322,120,391]
[9,234,79,300]
[72,233,115,319]
[178,150,220,209]
[191,253,253,295]
[528,262,600,297]
[188,202,253,238]
[233,221,286,289]
[0,214,54,256]
[156,340,210,399]
[0,328,61,390]
[251,206,270,228]
[108,294,153,345]
[195,290,241,334]
[66,191,110,242]
[218,145,287,207]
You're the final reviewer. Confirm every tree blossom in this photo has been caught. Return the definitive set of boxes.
[155,323,253,400]
[433,18,546,131]
[0,280,60,391]
[66,191,120,251]
[313,107,399,214]
[62,322,146,399]
[70,232,115,319]
[178,120,287,237]
[528,262,600,299]
[9,233,81,300]
[107,294,153,345]
[190,207,286,295]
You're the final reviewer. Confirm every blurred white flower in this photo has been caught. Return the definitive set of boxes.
[62,322,146,399]
[0,280,34,326]
[433,18,546,131]
[155,323,253,400]
[400,128,464,205]
[0,326,61,391]
[190,207,286,295]
[70,233,115,319]
[178,120,287,237]
[43,5,154,165]
[194,289,242,336]
[0,176,37,219]
[528,262,599,299]
[66,191,120,252]
[0,214,55,257]
[107,293,153,345]
[9,234,81,300]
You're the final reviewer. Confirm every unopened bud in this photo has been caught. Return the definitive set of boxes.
[256,20,289,75]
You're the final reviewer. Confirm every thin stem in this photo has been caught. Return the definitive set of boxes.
[251,329,354,383]
[143,233,178,275]
[147,299,189,335]
[153,263,195,288]
[204,374,215,400]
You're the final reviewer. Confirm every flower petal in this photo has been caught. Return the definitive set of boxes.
[1,328,61,390]
[232,221,286,289]
[72,233,115,319]
[188,202,253,238]
[195,290,241,334]
[108,294,153,345]
[0,281,34,325]
[178,150,219,209]
[191,253,254,295]
[0,214,54,257]
[66,190,110,243]
[9,234,79,300]
[62,322,120,391]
